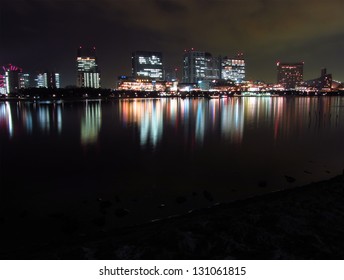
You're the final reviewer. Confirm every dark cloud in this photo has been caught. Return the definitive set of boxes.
[154,0,187,14]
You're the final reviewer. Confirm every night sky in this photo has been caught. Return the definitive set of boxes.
[1,0,344,88]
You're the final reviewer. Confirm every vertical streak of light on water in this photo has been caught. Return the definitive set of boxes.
[6,102,13,138]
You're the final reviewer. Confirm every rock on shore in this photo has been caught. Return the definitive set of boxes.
[4,175,344,259]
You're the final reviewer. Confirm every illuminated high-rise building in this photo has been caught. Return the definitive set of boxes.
[221,53,245,83]
[36,74,45,88]
[205,53,221,81]
[19,73,30,89]
[0,74,6,94]
[132,51,164,80]
[77,46,100,88]
[36,72,60,88]
[277,62,304,89]
[2,64,22,94]
[54,73,60,88]
[182,49,220,89]
[182,49,206,83]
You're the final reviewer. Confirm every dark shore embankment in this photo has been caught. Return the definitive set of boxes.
[3,174,344,259]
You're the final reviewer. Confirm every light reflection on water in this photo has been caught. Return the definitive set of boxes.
[0,102,13,138]
[0,97,343,148]
[1,97,344,227]
[0,101,64,137]
[220,98,244,144]
[81,100,102,145]
[0,96,344,187]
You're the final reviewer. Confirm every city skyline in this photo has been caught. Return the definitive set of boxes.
[2,0,344,88]
[0,49,341,92]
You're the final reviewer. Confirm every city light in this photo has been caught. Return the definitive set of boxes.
[0,47,343,95]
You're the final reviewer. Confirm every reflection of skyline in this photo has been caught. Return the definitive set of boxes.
[38,105,50,132]
[117,97,343,148]
[272,97,340,142]
[0,98,342,148]
[119,99,163,147]
[221,98,244,144]
[195,101,205,144]
[81,101,102,145]
[0,102,13,138]
[118,98,245,147]
[0,101,63,138]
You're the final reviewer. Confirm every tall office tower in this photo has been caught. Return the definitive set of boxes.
[182,49,221,84]
[54,73,60,88]
[76,46,100,88]
[132,51,164,80]
[182,49,206,83]
[19,73,30,89]
[221,53,246,83]
[2,64,22,94]
[36,73,45,88]
[0,74,6,94]
[36,72,60,88]
[205,53,221,80]
[277,62,304,89]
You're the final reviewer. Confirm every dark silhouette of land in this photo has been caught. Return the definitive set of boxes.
[2,174,344,259]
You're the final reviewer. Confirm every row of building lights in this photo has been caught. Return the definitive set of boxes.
[1,47,341,94]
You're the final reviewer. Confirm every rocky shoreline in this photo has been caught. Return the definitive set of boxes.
[3,174,344,259]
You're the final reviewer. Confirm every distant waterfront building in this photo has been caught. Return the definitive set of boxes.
[132,51,164,80]
[19,73,30,89]
[182,49,220,89]
[277,62,304,89]
[303,68,332,91]
[221,53,245,83]
[36,74,45,88]
[0,74,6,94]
[2,64,23,94]
[76,46,100,88]
[164,68,178,82]
[36,72,60,88]
[183,49,206,83]
[205,53,221,81]
[117,76,174,92]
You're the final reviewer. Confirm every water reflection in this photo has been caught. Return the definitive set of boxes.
[0,102,13,138]
[38,104,51,132]
[0,97,344,149]
[195,101,205,144]
[0,101,64,138]
[2,97,344,230]
[119,99,163,147]
[221,98,244,144]
[57,105,62,134]
[81,101,102,145]
[113,97,341,147]
[22,104,33,134]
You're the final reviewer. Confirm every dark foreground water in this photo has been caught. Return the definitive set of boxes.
[1,97,344,246]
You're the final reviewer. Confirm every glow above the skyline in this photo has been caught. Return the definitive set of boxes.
[2,0,344,87]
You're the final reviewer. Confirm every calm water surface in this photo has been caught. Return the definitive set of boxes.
[1,97,344,229]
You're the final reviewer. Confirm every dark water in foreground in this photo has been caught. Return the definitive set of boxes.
[1,97,344,232]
